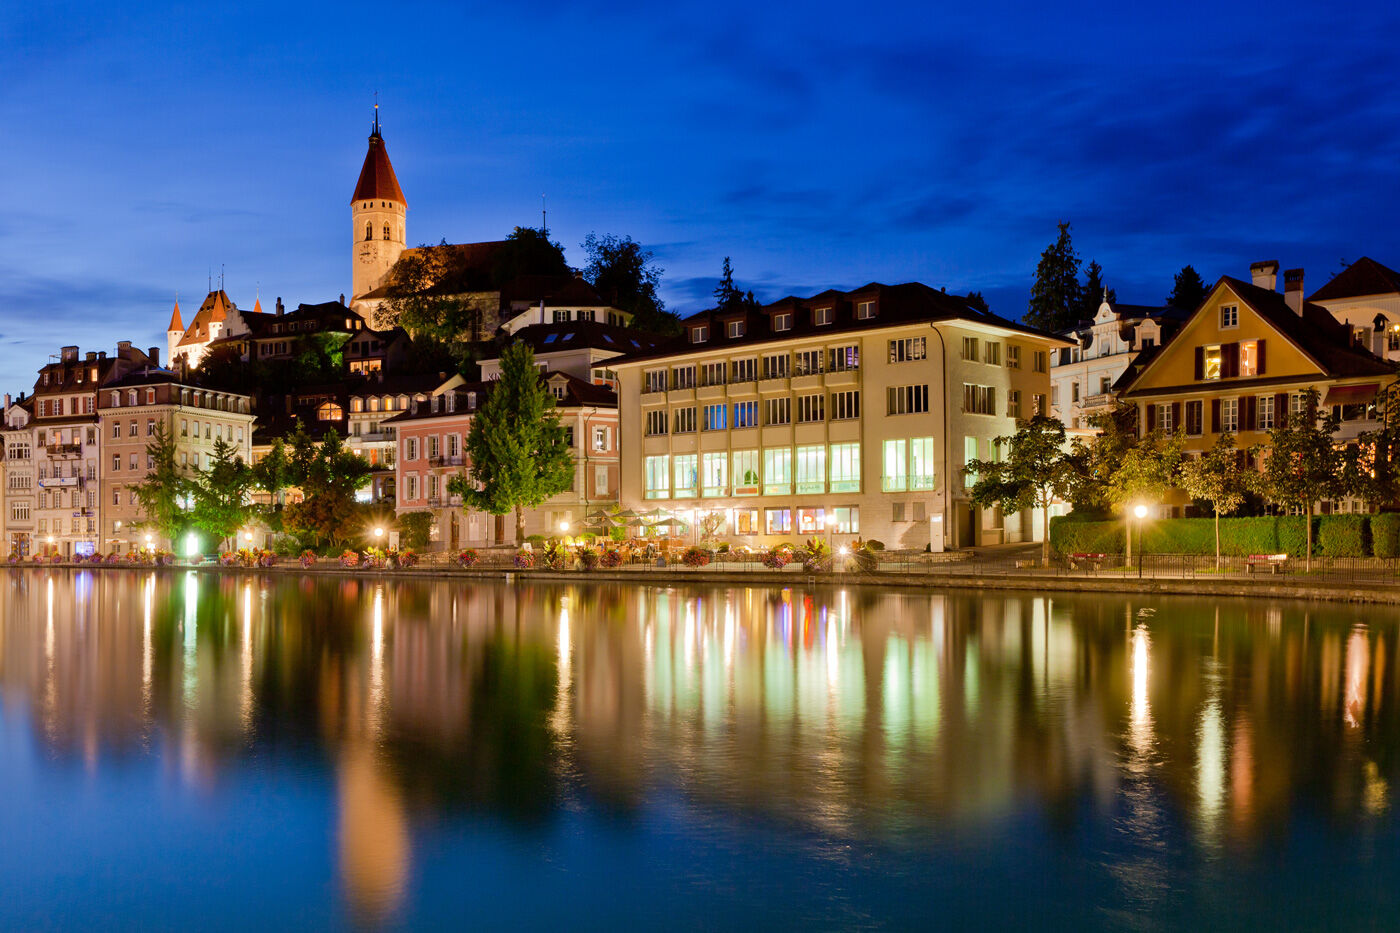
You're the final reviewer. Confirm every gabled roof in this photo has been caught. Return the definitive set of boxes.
[177,290,236,347]
[383,372,617,426]
[1117,276,1394,397]
[167,301,183,333]
[1309,256,1400,302]
[351,130,405,204]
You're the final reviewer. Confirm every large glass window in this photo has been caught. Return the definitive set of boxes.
[644,455,670,499]
[832,506,859,534]
[883,439,908,492]
[796,445,825,495]
[702,452,728,497]
[673,454,697,498]
[1203,345,1222,380]
[910,437,935,490]
[830,443,861,493]
[765,508,792,535]
[796,508,826,536]
[763,447,792,495]
[733,400,759,428]
[733,508,760,535]
[732,449,760,494]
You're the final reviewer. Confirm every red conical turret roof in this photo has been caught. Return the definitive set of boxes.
[167,300,184,333]
[351,110,405,204]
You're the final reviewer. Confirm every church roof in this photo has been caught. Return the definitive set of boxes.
[177,290,236,348]
[351,129,405,204]
[167,301,183,333]
[1309,256,1400,302]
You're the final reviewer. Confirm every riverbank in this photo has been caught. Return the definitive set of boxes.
[16,558,1400,605]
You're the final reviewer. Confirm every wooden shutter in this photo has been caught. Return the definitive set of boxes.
[1211,399,1221,433]
[1244,395,1257,431]
[1194,347,1204,381]
[1256,339,1266,375]
[1223,342,1240,378]
[1146,404,1157,433]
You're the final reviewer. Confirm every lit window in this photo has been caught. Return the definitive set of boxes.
[1220,305,1238,328]
[1203,345,1222,380]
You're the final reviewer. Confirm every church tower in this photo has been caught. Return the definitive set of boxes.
[351,106,407,306]
[166,299,184,367]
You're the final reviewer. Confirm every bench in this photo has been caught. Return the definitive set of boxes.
[1068,553,1107,571]
[1246,553,1289,574]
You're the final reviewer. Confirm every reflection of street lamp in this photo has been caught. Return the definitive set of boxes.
[1133,504,1148,578]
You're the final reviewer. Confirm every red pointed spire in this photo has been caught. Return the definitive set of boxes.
[167,300,184,333]
[351,106,405,204]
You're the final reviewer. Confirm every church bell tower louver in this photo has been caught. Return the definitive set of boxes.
[351,105,407,306]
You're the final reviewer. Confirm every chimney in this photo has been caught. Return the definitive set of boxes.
[61,346,78,362]
[98,351,107,360]
[1284,269,1304,316]
[276,297,284,315]
[339,293,346,306]
[85,351,96,362]
[117,340,132,354]
[1250,260,1279,291]
[148,348,160,366]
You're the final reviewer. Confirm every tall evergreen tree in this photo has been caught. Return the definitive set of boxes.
[964,291,990,313]
[714,257,742,310]
[132,423,189,547]
[1166,265,1209,311]
[1078,260,1110,321]
[190,437,254,550]
[1025,222,1082,332]
[450,341,575,543]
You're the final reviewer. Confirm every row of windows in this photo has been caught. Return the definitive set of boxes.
[36,490,95,510]
[1144,392,1326,436]
[403,426,614,462]
[644,391,862,435]
[644,346,861,391]
[363,221,404,242]
[644,444,863,499]
[688,302,877,343]
[962,338,1045,371]
[32,518,96,534]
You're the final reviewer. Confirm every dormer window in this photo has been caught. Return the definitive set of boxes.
[814,306,833,326]
[856,301,876,320]
[727,320,745,339]
[691,324,709,343]
[772,312,793,332]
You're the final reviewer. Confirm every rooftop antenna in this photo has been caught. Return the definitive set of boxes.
[373,92,380,136]
[541,194,547,236]
[220,264,225,291]
[208,267,212,292]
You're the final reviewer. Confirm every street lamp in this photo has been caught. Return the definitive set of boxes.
[1133,504,1148,578]
[373,527,384,542]
[824,512,837,554]
[144,533,152,553]
[559,520,570,534]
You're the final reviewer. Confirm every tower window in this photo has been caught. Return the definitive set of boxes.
[365,221,373,241]
[383,223,391,240]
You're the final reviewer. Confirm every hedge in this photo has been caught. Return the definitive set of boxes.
[1050,514,1384,558]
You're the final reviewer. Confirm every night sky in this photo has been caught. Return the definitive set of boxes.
[3,0,1399,385]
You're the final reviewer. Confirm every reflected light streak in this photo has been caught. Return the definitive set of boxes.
[1344,627,1369,729]
[1128,625,1154,761]
[369,586,385,735]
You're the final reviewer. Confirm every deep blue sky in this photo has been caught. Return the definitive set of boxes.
[3,0,1400,386]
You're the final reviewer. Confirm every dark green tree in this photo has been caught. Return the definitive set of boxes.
[372,247,494,353]
[714,257,742,310]
[1079,259,1106,321]
[282,426,373,549]
[449,341,574,543]
[493,226,569,283]
[581,233,676,334]
[964,291,990,313]
[1178,433,1254,570]
[190,437,255,550]
[965,414,1076,566]
[1025,222,1082,332]
[1261,387,1343,570]
[1166,265,1209,312]
[132,422,190,546]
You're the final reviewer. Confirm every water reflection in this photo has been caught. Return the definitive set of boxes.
[2,571,1400,928]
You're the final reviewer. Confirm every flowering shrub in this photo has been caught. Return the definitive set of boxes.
[800,538,831,573]
[257,549,276,568]
[152,550,176,567]
[514,550,535,569]
[361,547,387,570]
[455,549,480,568]
[682,546,713,568]
[542,541,569,571]
[339,550,360,569]
[6,551,20,564]
[577,546,600,571]
[300,549,318,569]
[389,548,419,569]
[599,548,624,569]
[105,552,122,565]
[761,546,792,570]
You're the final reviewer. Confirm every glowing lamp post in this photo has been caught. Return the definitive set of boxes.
[1133,504,1148,578]
[144,534,153,554]
[373,527,384,546]
[824,513,837,555]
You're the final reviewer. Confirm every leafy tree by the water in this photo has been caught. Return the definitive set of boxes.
[1025,222,1082,332]
[282,426,372,549]
[189,438,254,550]
[1178,433,1253,570]
[450,341,574,544]
[132,422,189,545]
[965,414,1076,566]
[581,233,676,334]
[1166,265,1209,312]
[1261,387,1342,570]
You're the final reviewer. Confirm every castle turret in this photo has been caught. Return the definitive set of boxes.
[351,105,407,306]
[166,299,184,366]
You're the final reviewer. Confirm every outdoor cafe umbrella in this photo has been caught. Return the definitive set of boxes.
[650,517,690,536]
[583,509,622,528]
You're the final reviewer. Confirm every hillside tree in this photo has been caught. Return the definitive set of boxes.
[1025,222,1082,332]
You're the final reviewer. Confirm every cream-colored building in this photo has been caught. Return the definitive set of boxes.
[612,283,1070,550]
[1300,257,1400,361]
[2,396,34,555]
[97,372,254,553]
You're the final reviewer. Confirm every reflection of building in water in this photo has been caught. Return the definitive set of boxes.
[4,572,1400,888]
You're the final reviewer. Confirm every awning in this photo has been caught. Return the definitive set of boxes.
[1323,383,1379,406]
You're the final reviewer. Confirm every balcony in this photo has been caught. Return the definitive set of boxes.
[1080,392,1115,410]
[49,443,82,458]
[429,455,464,468]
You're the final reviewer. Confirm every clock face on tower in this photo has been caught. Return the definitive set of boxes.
[356,244,375,264]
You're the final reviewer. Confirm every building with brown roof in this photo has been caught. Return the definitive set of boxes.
[1307,256,1400,362]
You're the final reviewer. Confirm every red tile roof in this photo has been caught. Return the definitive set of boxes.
[1309,256,1400,302]
[167,300,183,333]
[351,131,405,204]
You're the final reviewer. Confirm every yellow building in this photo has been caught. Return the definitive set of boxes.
[1116,265,1395,515]
[611,283,1070,550]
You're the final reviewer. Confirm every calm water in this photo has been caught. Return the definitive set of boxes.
[0,572,1397,931]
